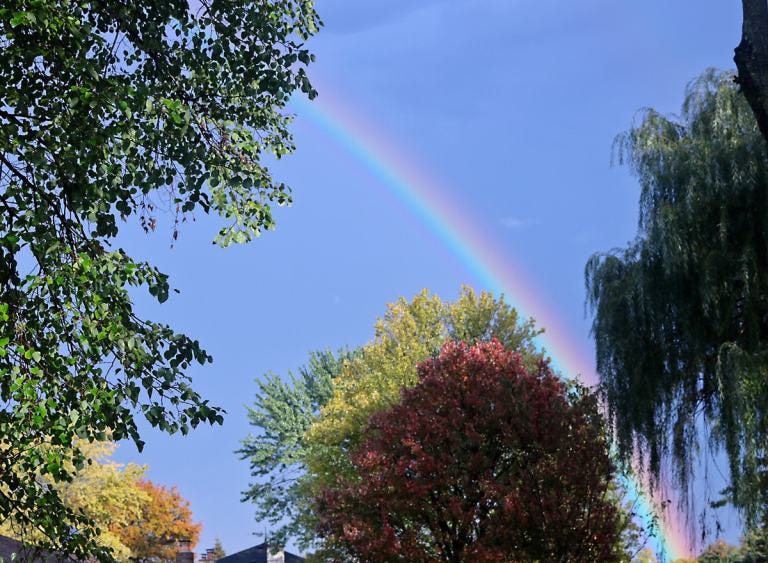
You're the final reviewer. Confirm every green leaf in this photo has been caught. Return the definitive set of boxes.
[0,0,320,557]
[10,11,36,27]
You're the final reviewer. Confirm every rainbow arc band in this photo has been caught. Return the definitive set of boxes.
[291,92,690,561]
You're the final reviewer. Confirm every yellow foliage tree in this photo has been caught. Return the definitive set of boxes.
[635,549,658,562]
[0,441,146,560]
[60,441,149,560]
[304,287,543,490]
[0,441,200,561]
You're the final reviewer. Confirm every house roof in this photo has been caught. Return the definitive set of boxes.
[216,542,304,563]
[0,535,79,562]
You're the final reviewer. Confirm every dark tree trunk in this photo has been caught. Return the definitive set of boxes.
[735,0,768,144]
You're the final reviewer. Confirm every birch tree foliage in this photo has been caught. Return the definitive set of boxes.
[0,1,318,558]
[585,70,768,527]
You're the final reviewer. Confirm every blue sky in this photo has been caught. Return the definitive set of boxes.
[115,1,743,557]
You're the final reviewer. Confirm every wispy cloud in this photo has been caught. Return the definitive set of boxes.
[500,217,538,231]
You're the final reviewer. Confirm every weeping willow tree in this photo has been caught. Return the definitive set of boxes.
[586,69,768,529]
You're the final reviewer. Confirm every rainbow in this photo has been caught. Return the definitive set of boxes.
[292,91,692,561]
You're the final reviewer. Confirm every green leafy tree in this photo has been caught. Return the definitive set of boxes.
[238,349,354,550]
[737,526,768,562]
[698,539,739,563]
[695,528,768,562]
[202,538,226,561]
[0,1,318,559]
[240,287,543,551]
[585,70,768,528]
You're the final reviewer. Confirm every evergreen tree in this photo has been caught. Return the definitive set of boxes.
[209,538,226,560]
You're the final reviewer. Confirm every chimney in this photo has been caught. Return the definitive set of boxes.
[175,539,195,563]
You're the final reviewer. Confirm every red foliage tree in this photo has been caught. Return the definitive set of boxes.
[315,339,622,562]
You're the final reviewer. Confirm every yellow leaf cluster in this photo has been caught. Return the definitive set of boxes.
[0,441,147,561]
[0,440,199,562]
[62,442,149,561]
[305,286,543,488]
